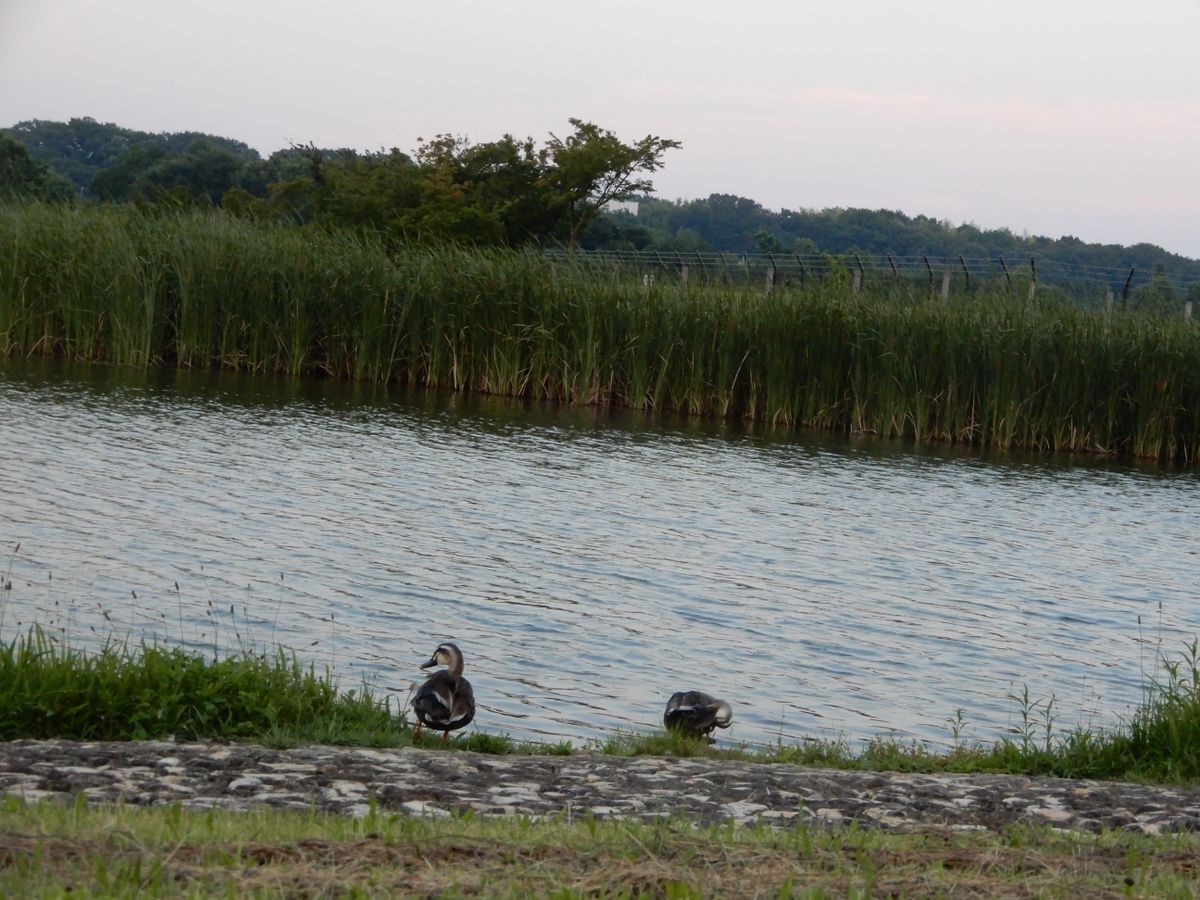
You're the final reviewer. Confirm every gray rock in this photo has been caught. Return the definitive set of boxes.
[2,739,1199,834]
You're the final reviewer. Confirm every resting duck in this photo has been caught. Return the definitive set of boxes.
[664,690,733,740]
[412,642,476,744]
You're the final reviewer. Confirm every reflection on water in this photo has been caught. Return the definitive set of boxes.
[2,358,1198,749]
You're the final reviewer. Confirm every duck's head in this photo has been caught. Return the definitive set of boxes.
[420,642,464,674]
[711,700,733,729]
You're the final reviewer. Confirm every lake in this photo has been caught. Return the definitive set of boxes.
[2,359,1198,750]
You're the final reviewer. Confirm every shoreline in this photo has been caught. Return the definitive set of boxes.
[3,738,1199,835]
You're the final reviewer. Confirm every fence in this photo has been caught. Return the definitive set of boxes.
[543,248,1200,316]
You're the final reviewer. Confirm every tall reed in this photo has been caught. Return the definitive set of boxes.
[2,201,1197,463]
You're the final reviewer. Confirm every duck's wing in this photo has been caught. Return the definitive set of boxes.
[413,671,457,726]
[666,690,708,714]
[664,691,712,731]
[664,691,732,733]
[448,676,475,730]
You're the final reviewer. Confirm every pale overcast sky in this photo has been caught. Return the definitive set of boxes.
[2,0,1197,257]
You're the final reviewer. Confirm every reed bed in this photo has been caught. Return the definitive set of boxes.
[3,201,1197,463]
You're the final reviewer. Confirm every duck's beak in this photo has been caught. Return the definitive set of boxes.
[420,656,438,670]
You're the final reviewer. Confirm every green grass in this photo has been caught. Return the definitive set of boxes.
[2,200,1199,463]
[1,795,1197,898]
[6,624,1200,784]
[0,626,406,747]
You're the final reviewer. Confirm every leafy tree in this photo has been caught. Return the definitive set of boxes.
[138,140,251,204]
[88,145,169,200]
[578,211,656,251]
[753,229,782,254]
[0,136,73,200]
[1130,265,1181,316]
[455,135,559,245]
[264,176,322,223]
[315,149,424,236]
[654,227,711,253]
[1,117,258,193]
[544,119,680,249]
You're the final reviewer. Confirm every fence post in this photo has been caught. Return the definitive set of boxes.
[959,256,971,292]
[941,271,952,303]
[853,254,866,293]
[1121,268,1136,309]
[923,255,935,293]
[852,270,862,293]
[1027,258,1037,303]
[794,252,807,289]
[1186,300,1194,321]
[998,256,1012,291]
[1106,289,1114,320]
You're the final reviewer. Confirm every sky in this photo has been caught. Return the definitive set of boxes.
[2,0,1198,258]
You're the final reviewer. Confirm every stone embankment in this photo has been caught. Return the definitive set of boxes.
[3,739,1200,835]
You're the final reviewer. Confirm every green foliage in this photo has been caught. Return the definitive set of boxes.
[1114,641,1200,781]
[0,626,405,745]
[593,644,1200,784]
[0,136,73,201]
[0,117,260,193]
[6,606,1200,782]
[6,115,1194,287]
[2,201,1198,464]
[1128,266,1181,316]
[2,114,685,249]
[544,118,681,248]
[262,120,680,248]
[636,195,1200,285]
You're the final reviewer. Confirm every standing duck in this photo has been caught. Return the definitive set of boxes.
[412,642,476,744]
[664,690,733,740]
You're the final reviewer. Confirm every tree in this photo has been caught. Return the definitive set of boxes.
[544,119,680,249]
[316,148,424,236]
[1130,264,1180,316]
[455,135,559,245]
[1,117,259,194]
[0,136,73,200]
[753,229,782,254]
[88,145,169,200]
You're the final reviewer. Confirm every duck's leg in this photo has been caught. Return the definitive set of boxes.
[414,722,423,742]
[441,730,449,746]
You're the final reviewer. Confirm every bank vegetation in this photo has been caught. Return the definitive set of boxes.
[2,201,1198,463]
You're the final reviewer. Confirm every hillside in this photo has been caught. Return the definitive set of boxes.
[3,116,1198,294]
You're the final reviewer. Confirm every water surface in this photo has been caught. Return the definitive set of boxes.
[2,359,1198,749]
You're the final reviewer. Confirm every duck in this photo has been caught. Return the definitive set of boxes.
[412,642,476,744]
[664,690,733,740]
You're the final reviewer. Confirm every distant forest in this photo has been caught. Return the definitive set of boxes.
[3,116,1198,299]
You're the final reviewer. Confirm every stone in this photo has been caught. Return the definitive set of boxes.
[2,739,1199,836]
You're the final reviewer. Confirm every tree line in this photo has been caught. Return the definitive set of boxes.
[2,116,1198,301]
[0,117,678,250]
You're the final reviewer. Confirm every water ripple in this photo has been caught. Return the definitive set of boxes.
[2,360,1199,750]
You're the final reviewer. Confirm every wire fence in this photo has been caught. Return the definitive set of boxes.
[544,248,1200,305]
